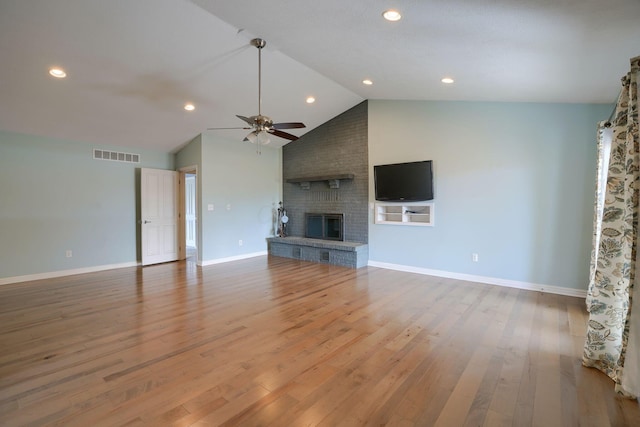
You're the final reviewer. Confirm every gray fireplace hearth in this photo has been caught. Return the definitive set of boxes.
[267,236,368,268]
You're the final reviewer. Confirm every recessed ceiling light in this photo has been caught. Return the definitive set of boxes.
[306,96,316,104]
[441,77,455,84]
[49,68,66,78]
[382,10,402,21]
[184,103,195,111]
[362,79,373,85]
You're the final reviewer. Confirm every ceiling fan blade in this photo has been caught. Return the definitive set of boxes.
[236,115,255,126]
[272,122,306,130]
[207,126,251,130]
[269,129,299,141]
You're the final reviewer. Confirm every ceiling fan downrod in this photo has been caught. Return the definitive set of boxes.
[250,38,266,117]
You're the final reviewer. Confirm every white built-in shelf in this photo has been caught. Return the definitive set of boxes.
[374,202,434,226]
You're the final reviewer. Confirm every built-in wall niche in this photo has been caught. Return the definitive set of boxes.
[375,202,434,226]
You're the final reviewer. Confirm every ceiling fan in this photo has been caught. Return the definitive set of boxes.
[208,38,305,146]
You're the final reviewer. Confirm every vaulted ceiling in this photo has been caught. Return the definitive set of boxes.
[1,0,638,152]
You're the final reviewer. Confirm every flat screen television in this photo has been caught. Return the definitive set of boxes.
[374,160,434,202]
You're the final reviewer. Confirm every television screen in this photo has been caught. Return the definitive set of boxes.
[374,160,434,202]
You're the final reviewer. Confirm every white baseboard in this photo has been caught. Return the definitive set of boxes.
[367,260,587,298]
[0,252,268,285]
[0,262,139,286]
[2,256,583,299]
[199,251,267,267]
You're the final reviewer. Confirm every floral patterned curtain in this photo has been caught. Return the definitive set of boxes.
[587,122,613,305]
[583,56,639,398]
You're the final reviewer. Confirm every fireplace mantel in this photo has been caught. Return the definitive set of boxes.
[286,173,354,189]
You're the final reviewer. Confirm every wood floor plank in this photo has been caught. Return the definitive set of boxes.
[485,290,537,424]
[1,256,639,426]
[532,294,563,427]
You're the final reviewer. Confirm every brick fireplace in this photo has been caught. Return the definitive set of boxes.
[280,101,369,244]
[267,101,369,268]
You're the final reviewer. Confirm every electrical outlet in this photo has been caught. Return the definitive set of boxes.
[238,239,243,246]
[208,204,214,211]
[472,253,479,262]
[66,250,72,258]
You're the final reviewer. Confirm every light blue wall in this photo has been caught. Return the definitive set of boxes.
[1,100,609,290]
[175,135,202,169]
[198,133,281,262]
[368,100,611,290]
[0,130,173,279]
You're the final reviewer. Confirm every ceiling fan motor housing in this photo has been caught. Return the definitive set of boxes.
[251,115,273,131]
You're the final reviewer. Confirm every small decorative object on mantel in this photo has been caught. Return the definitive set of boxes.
[277,201,288,237]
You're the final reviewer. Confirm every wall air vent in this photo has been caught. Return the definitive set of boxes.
[93,149,140,164]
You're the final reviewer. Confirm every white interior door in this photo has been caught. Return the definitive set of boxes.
[141,168,179,266]
[185,175,196,248]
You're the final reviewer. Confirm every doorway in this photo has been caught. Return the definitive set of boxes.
[179,166,198,263]
[140,168,179,266]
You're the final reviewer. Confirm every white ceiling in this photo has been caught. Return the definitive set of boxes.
[0,0,638,153]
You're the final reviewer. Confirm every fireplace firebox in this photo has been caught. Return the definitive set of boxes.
[305,213,344,241]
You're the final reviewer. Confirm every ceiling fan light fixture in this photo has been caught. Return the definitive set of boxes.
[247,130,271,145]
[257,130,271,145]
[246,131,257,144]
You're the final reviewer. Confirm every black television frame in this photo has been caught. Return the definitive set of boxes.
[374,160,434,202]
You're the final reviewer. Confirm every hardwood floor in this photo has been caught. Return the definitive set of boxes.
[1,256,638,426]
